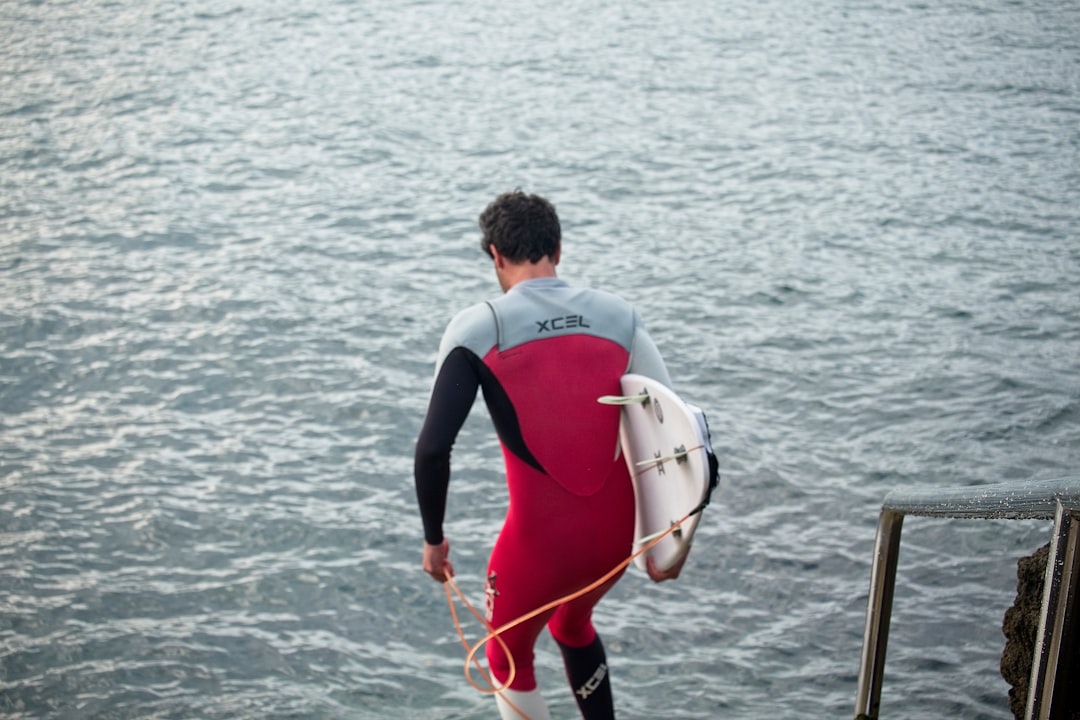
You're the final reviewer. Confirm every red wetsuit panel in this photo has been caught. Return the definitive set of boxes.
[481,334,636,690]
[483,334,628,494]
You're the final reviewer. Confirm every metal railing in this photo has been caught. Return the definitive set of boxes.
[855,477,1080,720]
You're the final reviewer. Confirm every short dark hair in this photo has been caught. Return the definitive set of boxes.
[478,190,561,263]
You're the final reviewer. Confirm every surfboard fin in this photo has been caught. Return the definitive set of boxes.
[633,444,703,468]
[596,391,650,406]
[634,517,687,546]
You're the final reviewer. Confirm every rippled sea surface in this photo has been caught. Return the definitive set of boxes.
[2,1,1079,718]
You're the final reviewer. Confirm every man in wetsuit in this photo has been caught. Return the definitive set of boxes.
[415,190,687,720]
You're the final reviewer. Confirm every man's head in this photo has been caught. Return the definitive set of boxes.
[479,190,561,264]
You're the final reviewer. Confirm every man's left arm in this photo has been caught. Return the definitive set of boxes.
[414,347,481,580]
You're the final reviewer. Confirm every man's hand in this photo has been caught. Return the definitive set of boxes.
[646,544,690,582]
[422,539,454,583]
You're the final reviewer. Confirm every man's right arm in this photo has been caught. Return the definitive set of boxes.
[627,318,673,388]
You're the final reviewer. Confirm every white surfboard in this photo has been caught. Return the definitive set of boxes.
[599,374,718,572]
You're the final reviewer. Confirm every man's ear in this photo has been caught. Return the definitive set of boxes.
[490,245,507,269]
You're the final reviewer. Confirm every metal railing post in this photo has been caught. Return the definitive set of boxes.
[1026,501,1080,720]
[854,508,904,720]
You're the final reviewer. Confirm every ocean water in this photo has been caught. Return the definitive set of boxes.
[2,0,1078,718]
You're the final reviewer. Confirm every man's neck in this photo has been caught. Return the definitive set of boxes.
[497,256,558,292]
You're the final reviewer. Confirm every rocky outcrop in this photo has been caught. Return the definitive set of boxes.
[1001,543,1049,719]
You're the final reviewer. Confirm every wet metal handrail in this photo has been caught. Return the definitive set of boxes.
[854,477,1080,720]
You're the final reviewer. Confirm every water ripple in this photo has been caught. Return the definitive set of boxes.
[3,0,1079,718]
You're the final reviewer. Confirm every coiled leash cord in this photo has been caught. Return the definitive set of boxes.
[441,503,703,720]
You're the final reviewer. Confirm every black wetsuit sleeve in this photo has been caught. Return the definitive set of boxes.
[414,346,481,545]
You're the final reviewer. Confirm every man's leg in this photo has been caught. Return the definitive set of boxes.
[549,578,621,720]
[557,634,615,720]
[485,537,556,719]
[495,688,552,720]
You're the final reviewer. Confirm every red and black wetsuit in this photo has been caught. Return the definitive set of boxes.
[415,277,671,692]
